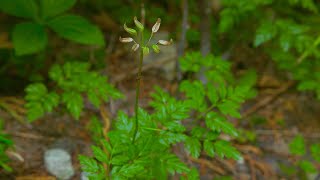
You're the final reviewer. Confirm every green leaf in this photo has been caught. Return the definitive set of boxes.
[62,91,83,120]
[164,121,186,133]
[204,140,215,157]
[207,84,219,105]
[48,15,105,46]
[217,100,241,118]
[279,34,292,52]
[87,116,103,143]
[118,163,144,178]
[161,154,189,174]
[191,127,206,139]
[110,155,130,165]
[205,112,238,137]
[187,168,199,180]
[299,160,317,173]
[13,22,48,55]
[289,135,305,156]
[279,163,296,176]
[181,168,199,180]
[310,143,320,162]
[254,21,277,47]
[219,9,236,33]
[101,139,112,152]
[92,145,108,163]
[214,140,241,160]
[40,0,76,19]
[88,89,101,108]
[79,155,99,173]
[25,102,45,121]
[159,131,187,146]
[115,111,133,133]
[25,83,59,121]
[185,137,201,158]
[0,0,38,19]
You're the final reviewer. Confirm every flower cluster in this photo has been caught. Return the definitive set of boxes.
[119,17,173,55]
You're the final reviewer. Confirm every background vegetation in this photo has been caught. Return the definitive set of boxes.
[0,0,319,179]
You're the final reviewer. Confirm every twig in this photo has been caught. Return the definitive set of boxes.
[255,129,320,139]
[99,104,111,138]
[242,81,294,118]
[6,131,55,141]
[214,158,236,174]
[243,155,273,177]
[189,156,226,175]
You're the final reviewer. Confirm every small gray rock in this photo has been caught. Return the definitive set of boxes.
[44,148,75,180]
[81,172,89,180]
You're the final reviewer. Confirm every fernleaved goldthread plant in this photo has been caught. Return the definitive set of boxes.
[119,17,172,143]
[79,17,255,180]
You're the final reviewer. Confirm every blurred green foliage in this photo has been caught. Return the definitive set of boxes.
[25,62,122,121]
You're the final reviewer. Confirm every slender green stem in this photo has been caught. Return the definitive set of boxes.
[146,33,153,46]
[133,34,144,143]
[141,127,163,132]
[196,104,216,121]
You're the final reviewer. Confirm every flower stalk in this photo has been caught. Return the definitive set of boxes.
[133,32,144,143]
[120,17,172,144]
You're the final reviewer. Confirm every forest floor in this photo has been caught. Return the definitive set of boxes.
[1,44,320,180]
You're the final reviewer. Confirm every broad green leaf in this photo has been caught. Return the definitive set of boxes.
[279,163,296,176]
[191,127,206,139]
[159,131,187,146]
[205,112,238,137]
[42,92,59,112]
[25,83,48,97]
[115,111,133,133]
[184,137,201,158]
[254,21,277,47]
[88,89,101,108]
[204,140,215,157]
[219,9,235,33]
[25,102,45,121]
[25,83,59,121]
[0,0,38,19]
[49,64,64,83]
[48,15,105,46]
[161,154,189,174]
[110,155,130,165]
[311,144,320,162]
[92,146,108,163]
[279,34,292,52]
[207,84,219,105]
[217,100,241,118]
[13,22,48,55]
[62,91,83,120]
[214,140,241,160]
[79,155,99,173]
[101,139,112,152]
[289,135,305,156]
[41,0,76,19]
[164,121,186,133]
[299,160,317,173]
[87,116,104,143]
[118,163,144,178]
